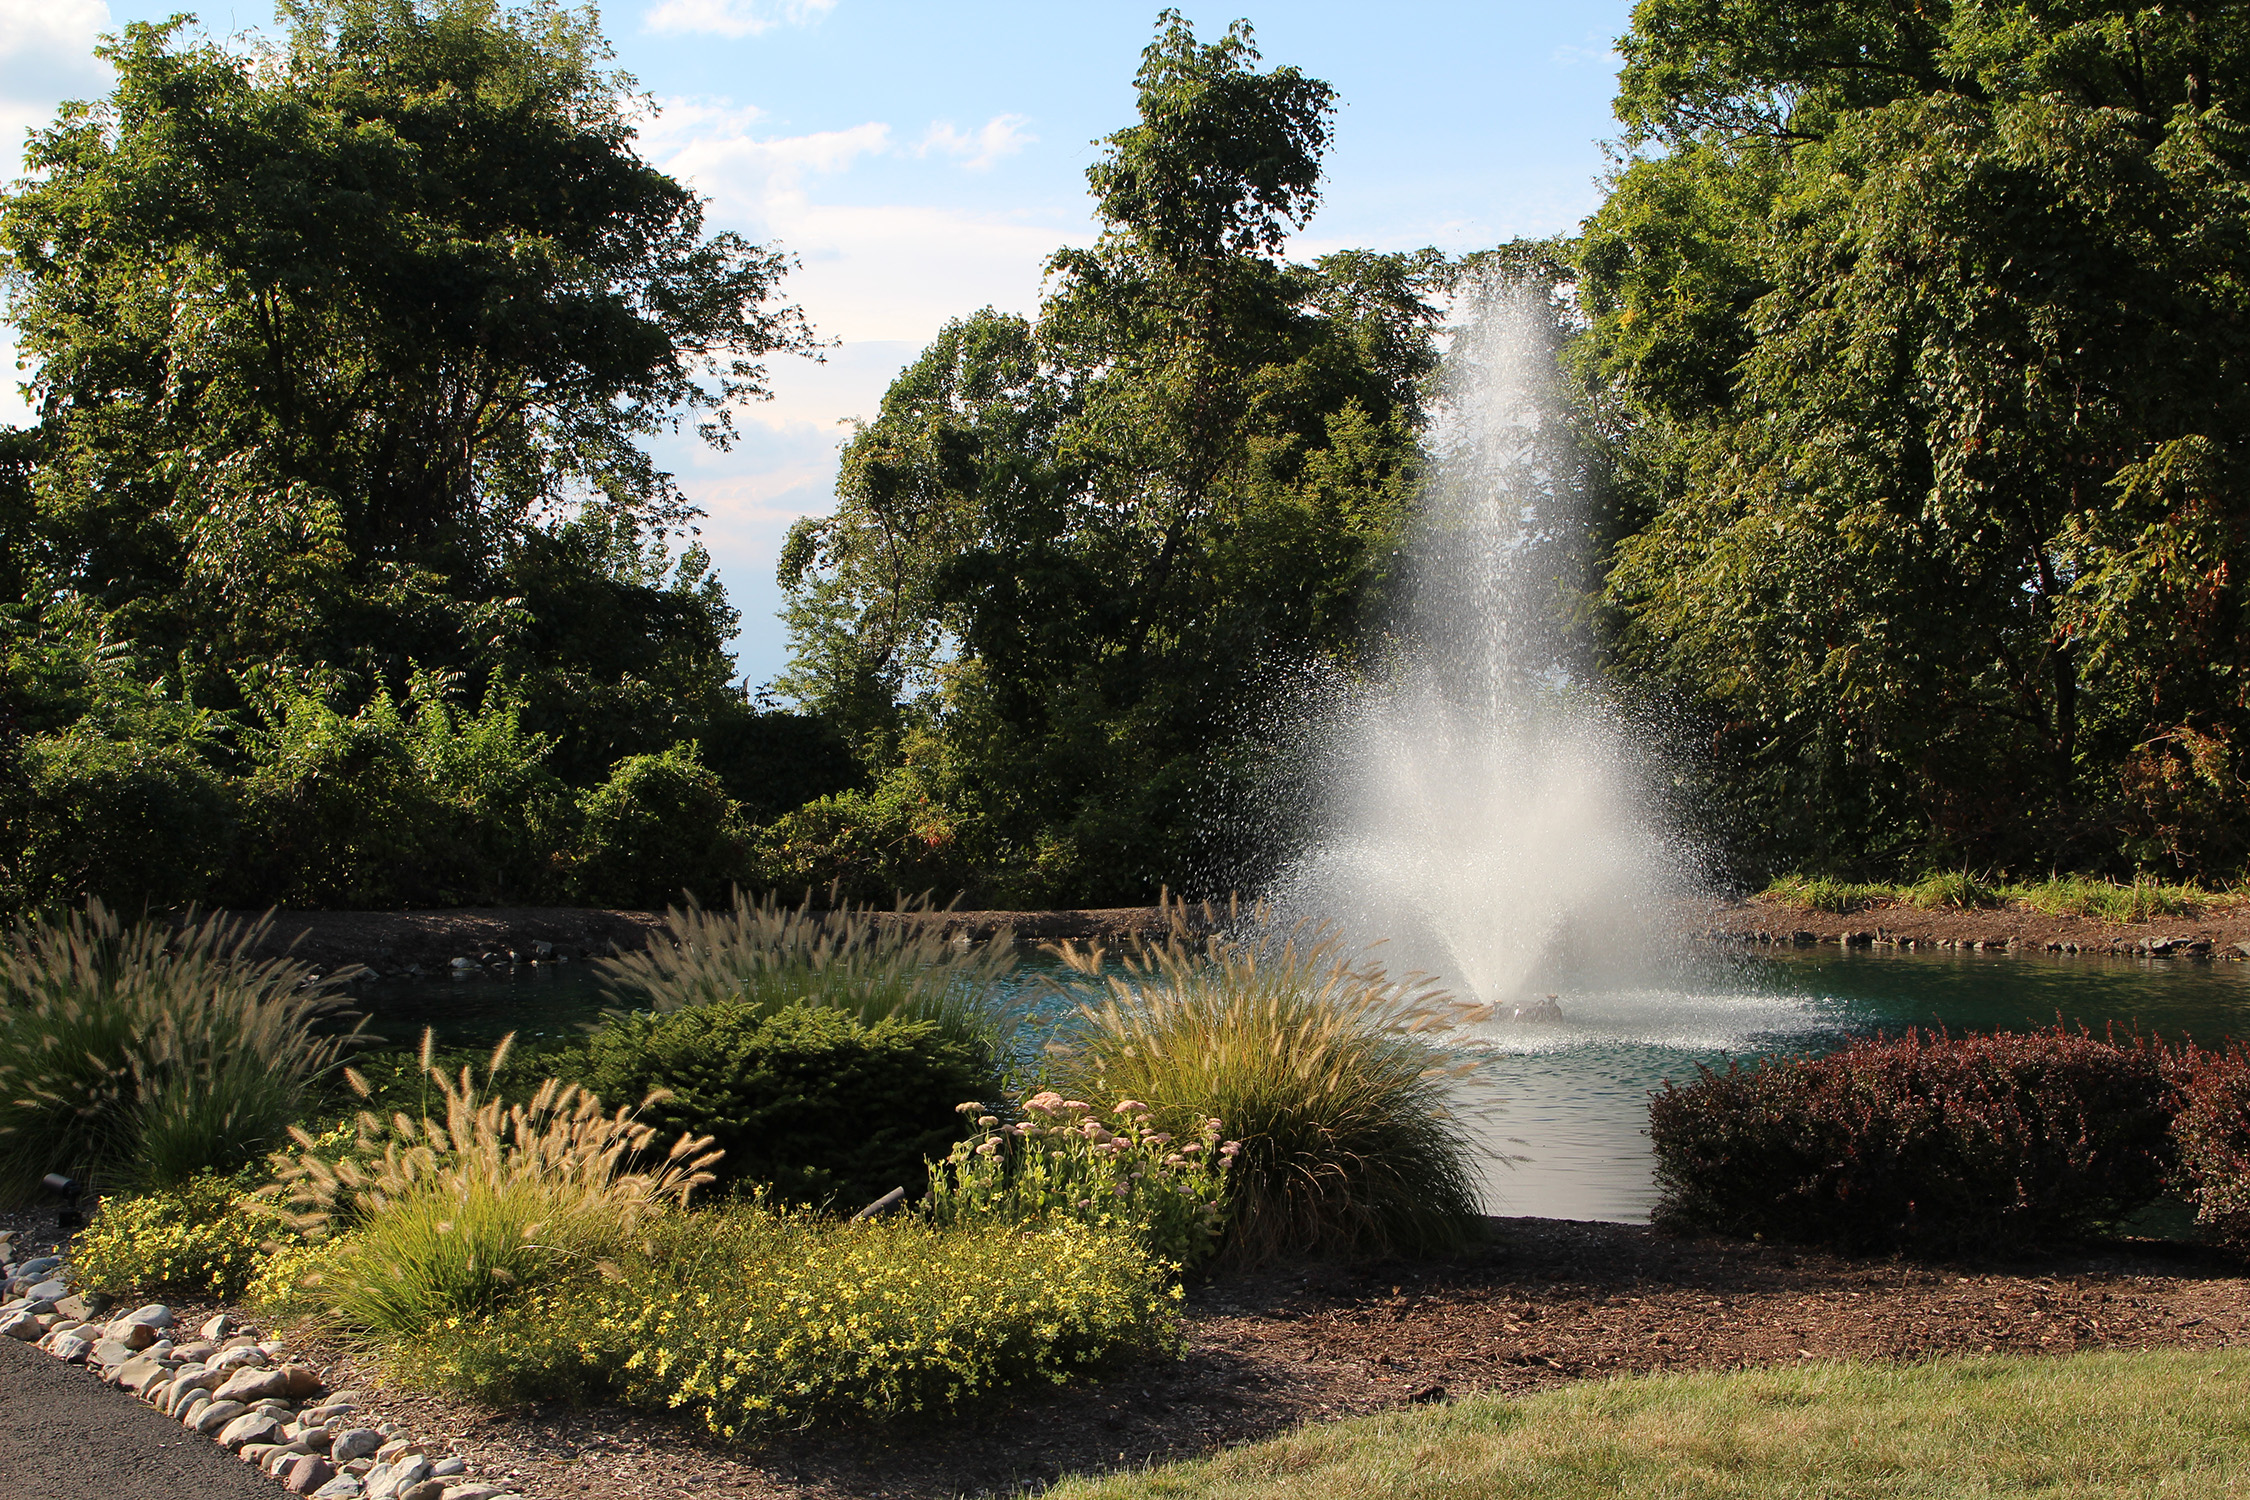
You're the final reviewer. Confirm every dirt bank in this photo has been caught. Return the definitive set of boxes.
[1701,894,2250,958]
[220,894,2250,977]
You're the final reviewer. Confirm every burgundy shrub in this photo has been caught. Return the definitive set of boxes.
[1648,1027,2171,1250]
[2164,1040,2250,1244]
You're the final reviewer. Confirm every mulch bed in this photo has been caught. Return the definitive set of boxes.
[68,1218,2229,1500]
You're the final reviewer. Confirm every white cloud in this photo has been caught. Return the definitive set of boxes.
[638,98,1078,345]
[1550,37,1620,69]
[643,0,836,40]
[917,113,1035,171]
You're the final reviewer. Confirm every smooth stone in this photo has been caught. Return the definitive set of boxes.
[53,1294,95,1322]
[201,1312,236,1340]
[312,1479,365,1499]
[295,1425,336,1453]
[332,1428,385,1462]
[301,1403,356,1426]
[114,1354,167,1392]
[174,1339,219,1362]
[288,1458,339,1495]
[100,1317,159,1350]
[426,1459,465,1478]
[209,1345,267,1374]
[242,1443,283,1466]
[91,1337,139,1368]
[193,1399,250,1434]
[0,1312,39,1340]
[376,1438,417,1462]
[25,1279,67,1302]
[280,1362,325,1399]
[174,1390,212,1423]
[370,1459,431,1499]
[48,1333,90,1363]
[216,1366,291,1402]
[395,1484,446,1500]
[219,1413,286,1450]
[440,1485,505,1500]
[124,1302,172,1328]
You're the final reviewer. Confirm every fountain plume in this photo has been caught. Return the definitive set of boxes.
[1272,270,1682,1006]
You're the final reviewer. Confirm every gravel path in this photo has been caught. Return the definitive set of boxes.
[0,1334,284,1499]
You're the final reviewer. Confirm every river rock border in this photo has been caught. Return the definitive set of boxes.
[0,1230,525,1500]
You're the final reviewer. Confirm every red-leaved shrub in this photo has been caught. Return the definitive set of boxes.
[2164,1040,2250,1244]
[1648,1028,2171,1250]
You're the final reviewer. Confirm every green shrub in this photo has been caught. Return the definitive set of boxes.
[0,901,358,1203]
[72,1173,300,1300]
[749,768,975,903]
[570,743,748,906]
[1044,928,1486,1263]
[579,1001,992,1209]
[419,1206,1181,1439]
[13,729,234,909]
[928,1092,1235,1268]
[1648,1027,2173,1250]
[593,887,1020,1055]
[231,673,567,908]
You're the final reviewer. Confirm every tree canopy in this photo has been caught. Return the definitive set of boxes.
[774,11,1442,902]
[1579,0,2250,877]
[0,0,850,910]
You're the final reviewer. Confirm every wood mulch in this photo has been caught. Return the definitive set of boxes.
[197,1219,2250,1500]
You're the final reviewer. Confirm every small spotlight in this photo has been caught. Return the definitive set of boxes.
[42,1173,82,1230]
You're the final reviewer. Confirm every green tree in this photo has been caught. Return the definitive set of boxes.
[0,0,812,707]
[1580,0,2250,877]
[779,12,1440,902]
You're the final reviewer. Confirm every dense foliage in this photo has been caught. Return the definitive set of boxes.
[1648,1028,2173,1249]
[70,1170,299,1300]
[776,13,1442,903]
[1580,1,2250,879]
[0,0,848,911]
[579,1002,993,1209]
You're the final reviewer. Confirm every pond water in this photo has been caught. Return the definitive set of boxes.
[341,944,2250,1225]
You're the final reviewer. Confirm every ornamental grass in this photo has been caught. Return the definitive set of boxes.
[594,887,1021,1056]
[1041,924,1487,1264]
[0,899,361,1202]
[264,1030,721,1334]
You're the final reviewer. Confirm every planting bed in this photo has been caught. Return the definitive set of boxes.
[11,1201,2244,1500]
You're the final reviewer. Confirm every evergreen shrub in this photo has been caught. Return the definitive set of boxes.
[579,1001,991,1209]
[1648,1027,2172,1250]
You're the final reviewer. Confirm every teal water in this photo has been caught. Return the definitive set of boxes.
[1469,945,2250,1223]
[341,945,2250,1224]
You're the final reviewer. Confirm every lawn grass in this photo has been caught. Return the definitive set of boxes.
[1761,872,2244,922]
[1048,1350,2250,1500]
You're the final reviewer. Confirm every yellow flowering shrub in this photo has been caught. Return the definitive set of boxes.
[72,1173,302,1300]
[419,1204,1181,1438]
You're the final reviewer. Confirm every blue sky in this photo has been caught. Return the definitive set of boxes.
[0,0,1635,685]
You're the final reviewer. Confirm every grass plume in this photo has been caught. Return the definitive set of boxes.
[1042,923,1486,1264]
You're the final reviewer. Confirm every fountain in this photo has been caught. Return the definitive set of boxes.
[1271,271,1686,1011]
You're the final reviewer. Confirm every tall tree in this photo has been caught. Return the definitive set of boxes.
[1581,0,2250,876]
[1,0,815,696]
[778,12,1441,902]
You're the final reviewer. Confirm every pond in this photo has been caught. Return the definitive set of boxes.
[340,944,2250,1225]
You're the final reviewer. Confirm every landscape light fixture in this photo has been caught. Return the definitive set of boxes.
[41,1172,82,1230]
